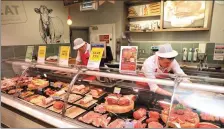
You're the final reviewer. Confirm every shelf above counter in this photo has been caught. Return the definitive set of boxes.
[126,28,210,33]
[127,14,160,19]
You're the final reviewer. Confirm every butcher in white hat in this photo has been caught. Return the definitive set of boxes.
[142,44,188,97]
[73,38,91,65]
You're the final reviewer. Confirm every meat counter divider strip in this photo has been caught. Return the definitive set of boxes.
[13,65,33,98]
[62,68,88,117]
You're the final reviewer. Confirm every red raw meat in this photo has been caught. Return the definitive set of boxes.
[133,120,147,128]
[92,114,104,127]
[146,118,159,123]
[78,111,101,124]
[148,122,163,128]
[107,119,125,128]
[133,108,147,120]
[118,97,131,106]
[148,111,160,119]
[196,122,220,128]
[106,96,119,105]
[53,101,64,110]
[94,103,106,114]
[100,114,111,128]
[200,112,216,121]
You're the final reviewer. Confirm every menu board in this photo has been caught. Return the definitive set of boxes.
[164,1,206,28]
[128,2,161,17]
[119,46,138,74]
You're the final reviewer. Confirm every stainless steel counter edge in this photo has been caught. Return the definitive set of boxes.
[1,94,83,128]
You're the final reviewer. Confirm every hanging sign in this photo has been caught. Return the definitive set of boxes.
[213,43,224,61]
[37,46,46,64]
[99,34,110,44]
[25,46,34,62]
[58,46,70,66]
[87,43,105,70]
[119,46,138,74]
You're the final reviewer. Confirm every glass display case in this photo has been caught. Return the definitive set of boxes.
[1,59,224,128]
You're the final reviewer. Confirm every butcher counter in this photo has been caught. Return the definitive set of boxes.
[1,60,224,128]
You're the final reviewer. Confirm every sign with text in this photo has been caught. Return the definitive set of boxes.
[87,43,104,70]
[213,44,224,61]
[58,46,70,66]
[37,46,46,64]
[1,1,27,25]
[99,34,110,44]
[119,46,138,74]
[25,46,34,62]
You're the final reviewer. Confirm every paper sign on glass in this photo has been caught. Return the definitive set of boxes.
[87,43,104,70]
[58,46,70,67]
[119,46,138,74]
[25,46,34,62]
[37,46,46,64]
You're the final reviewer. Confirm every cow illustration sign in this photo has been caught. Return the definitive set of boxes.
[34,5,64,44]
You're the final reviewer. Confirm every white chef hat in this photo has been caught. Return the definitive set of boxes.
[156,44,178,58]
[73,38,86,50]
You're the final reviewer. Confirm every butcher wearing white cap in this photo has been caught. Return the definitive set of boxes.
[73,38,91,66]
[142,44,187,97]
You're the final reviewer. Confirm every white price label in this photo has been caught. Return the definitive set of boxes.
[113,87,121,94]
[52,96,61,100]
[125,121,134,128]
[38,87,43,92]
[50,82,54,87]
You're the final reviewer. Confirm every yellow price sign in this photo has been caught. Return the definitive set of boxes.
[89,47,104,62]
[38,46,46,58]
[59,46,70,60]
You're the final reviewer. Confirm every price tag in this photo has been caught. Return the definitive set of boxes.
[113,87,121,94]
[87,43,104,70]
[124,121,134,128]
[50,82,54,87]
[58,46,70,66]
[25,46,34,62]
[37,87,43,92]
[52,96,61,100]
[37,46,46,64]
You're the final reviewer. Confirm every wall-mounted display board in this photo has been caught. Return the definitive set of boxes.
[125,0,213,33]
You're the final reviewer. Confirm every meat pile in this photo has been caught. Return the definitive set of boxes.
[105,94,135,106]
[107,119,125,128]
[53,101,64,110]
[132,120,147,128]
[90,88,103,97]
[162,105,199,127]
[8,88,23,95]
[71,85,89,94]
[17,76,33,87]
[78,111,111,127]
[94,103,106,114]
[44,88,56,96]
[200,112,224,124]
[146,111,160,123]
[28,79,49,90]
[148,121,163,128]
[1,77,17,90]
[80,95,93,104]
[132,116,147,128]
[133,108,147,120]
[200,112,219,122]
[196,122,220,128]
